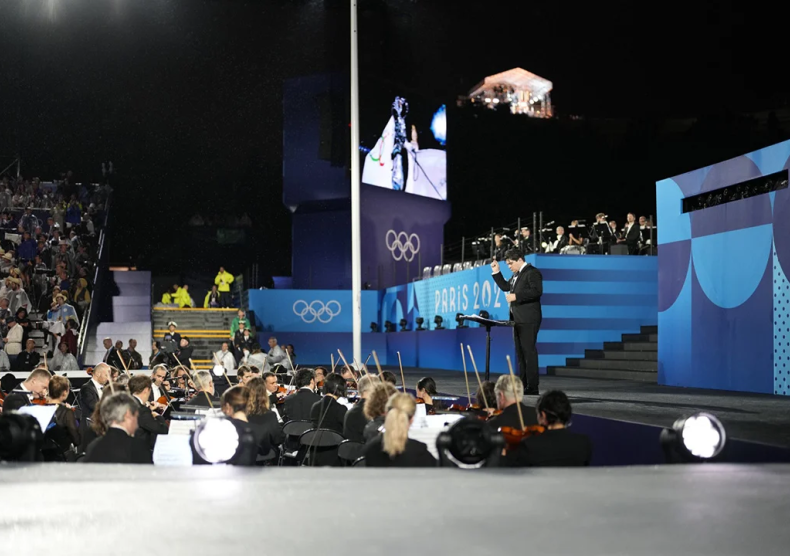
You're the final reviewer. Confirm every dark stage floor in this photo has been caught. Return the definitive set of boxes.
[396,368,790,448]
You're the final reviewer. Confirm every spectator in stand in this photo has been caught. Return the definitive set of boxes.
[36,239,52,268]
[176,337,193,365]
[114,340,131,371]
[52,341,79,371]
[7,277,30,315]
[1,252,16,274]
[48,294,80,326]
[247,343,266,371]
[4,317,23,359]
[65,197,82,228]
[233,321,255,351]
[230,309,250,338]
[16,339,41,372]
[54,241,76,276]
[173,285,194,308]
[204,284,221,308]
[19,207,40,233]
[163,322,181,346]
[214,266,234,307]
[215,341,236,374]
[282,344,296,373]
[161,285,179,305]
[62,319,79,355]
[264,336,286,372]
[17,231,37,263]
[72,277,91,316]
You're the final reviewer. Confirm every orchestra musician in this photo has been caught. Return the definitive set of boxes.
[148,365,169,403]
[487,375,538,432]
[188,370,220,407]
[262,371,281,409]
[343,375,380,443]
[362,382,397,442]
[475,380,497,418]
[81,392,153,464]
[245,378,285,459]
[79,363,110,424]
[42,375,80,461]
[363,393,437,467]
[618,213,640,255]
[2,368,51,411]
[491,249,543,394]
[380,371,398,387]
[310,373,348,434]
[79,382,128,454]
[506,390,592,467]
[568,220,584,248]
[545,226,569,254]
[128,375,169,451]
[282,368,319,422]
[415,377,441,412]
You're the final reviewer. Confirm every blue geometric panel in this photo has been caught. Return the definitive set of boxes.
[655,178,691,245]
[691,224,773,309]
[776,245,790,395]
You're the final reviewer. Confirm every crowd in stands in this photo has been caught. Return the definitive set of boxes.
[0,171,108,371]
[159,266,235,308]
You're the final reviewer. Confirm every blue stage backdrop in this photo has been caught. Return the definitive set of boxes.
[656,139,790,395]
[329,254,656,373]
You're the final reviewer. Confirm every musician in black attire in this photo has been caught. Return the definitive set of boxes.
[2,368,51,411]
[310,373,348,434]
[486,375,538,431]
[364,393,436,467]
[263,371,280,410]
[43,376,81,461]
[618,213,641,255]
[282,368,319,422]
[491,249,543,394]
[343,375,379,442]
[187,370,221,408]
[128,375,169,450]
[508,390,592,467]
[82,392,153,464]
[246,378,285,458]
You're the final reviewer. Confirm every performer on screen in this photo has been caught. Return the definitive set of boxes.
[491,249,543,395]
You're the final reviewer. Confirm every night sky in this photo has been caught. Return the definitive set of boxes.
[0,0,787,276]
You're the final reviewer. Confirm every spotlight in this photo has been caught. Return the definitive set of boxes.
[434,315,445,330]
[212,365,225,377]
[456,313,468,329]
[478,310,490,320]
[370,322,379,333]
[399,319,408,332]
[415,317,425,331]
[660,412,726,463]
[193,416,240,464]
[436,418,505,468]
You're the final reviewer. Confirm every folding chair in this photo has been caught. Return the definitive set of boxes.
[299,429,345,467]
[337,439,365,467]
[279,420,314,466]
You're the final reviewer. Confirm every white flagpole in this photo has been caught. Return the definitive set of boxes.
[350,0,362,365]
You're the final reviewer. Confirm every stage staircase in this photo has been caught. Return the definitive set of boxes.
[152,308,238,369]
[546,325,657,382]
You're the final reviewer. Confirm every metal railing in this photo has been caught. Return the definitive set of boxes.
[77,201,111,365]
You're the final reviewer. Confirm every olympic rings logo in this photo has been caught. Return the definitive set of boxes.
[292,300,342,324]
[386,230,421,262]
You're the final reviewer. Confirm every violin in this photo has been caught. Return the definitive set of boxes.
[499,425,545,451]
[415,397,436,416]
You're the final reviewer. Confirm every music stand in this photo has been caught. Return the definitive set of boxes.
[459,315,515,381]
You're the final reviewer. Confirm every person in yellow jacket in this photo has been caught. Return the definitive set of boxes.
[204,284,221,308]
[173,285,195,308]
[214,267,234,307]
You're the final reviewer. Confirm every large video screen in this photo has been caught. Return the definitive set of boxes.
[360,92,447,201]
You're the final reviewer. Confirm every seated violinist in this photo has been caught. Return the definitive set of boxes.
[474,380,497,418]
[3,368,51,411]
[362,382,397,442]
[262,371,281,410]
[339,365,357,388]
[42,375,80,461]
[245,366,261,385]
[314,366,327,387]
[129,375,169,451]
[343,375,379,443]
[416,377,442,412]
[508,390,592,467]
[188,370,221,408]
[487,375,538,432]
[282,368,320,423]
[149,365,169,403]
[310,373,348,434]
[82,392,153,464]
[363,394,437,467]
[380,371,398,388]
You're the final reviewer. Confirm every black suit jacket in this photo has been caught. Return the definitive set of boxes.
[364,436,437,467]
[79,380,101,420]
[310,397,348,434]
[343,399,369,443]
[268,392,279,411]
[103,349,123,369]
[486,403,538,431]
[248,412,285,454]
[3,391,32,412]
[283,388,320,423]
[554,234,569,252]
[133,396,169,450]
[82,427,153,464]
[492,264,543,324]
[16,351,41,373]
[509,428,593,467]
[187,391,220,408]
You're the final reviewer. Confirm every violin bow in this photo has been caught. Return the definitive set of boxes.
[371,350,383,379]
[506,355,525,431]
[330,353,336,375]
[465,345,489,411]
[336,349,354,379]
[396,351,407,393]
[460,343,471,406]
[212,351,235,392]
[284,348,296,376]
[116,349,130,375]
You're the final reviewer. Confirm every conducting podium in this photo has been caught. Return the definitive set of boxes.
[459,314,514,381]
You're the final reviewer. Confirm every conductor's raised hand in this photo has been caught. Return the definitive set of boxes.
[490,260,500,273]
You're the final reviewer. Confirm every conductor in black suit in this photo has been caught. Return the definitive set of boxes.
[491,249,543,395]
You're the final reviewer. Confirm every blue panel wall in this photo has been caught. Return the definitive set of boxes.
[657,138,790,395]
[256,254,656,373]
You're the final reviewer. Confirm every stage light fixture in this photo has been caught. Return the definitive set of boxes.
[193,416,240,464]
[399,319,408,331]
[479,310,490,319]
[370,322,379,333]
[456,313,468,328]
[415,317,425,331]
[660,412,726,462]
[384,320,396,333]
[436,418,505,468]
[0,412,43,462]
[212,365,225,377]
[434,315,445,330]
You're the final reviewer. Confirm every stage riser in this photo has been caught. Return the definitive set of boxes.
[567,359,658,371]
[585,350,658,361]
[549,368,658,382]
